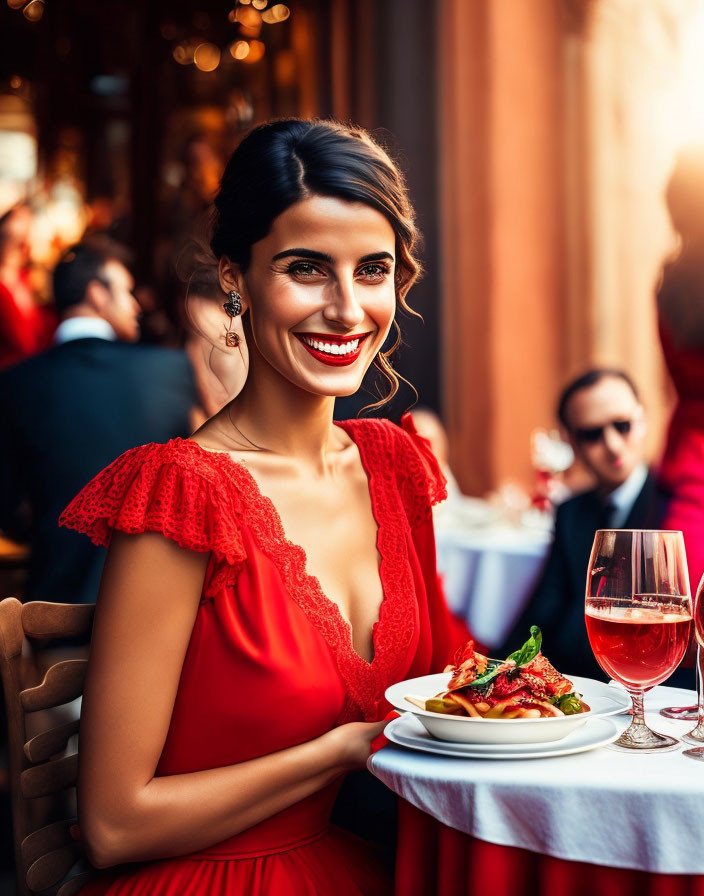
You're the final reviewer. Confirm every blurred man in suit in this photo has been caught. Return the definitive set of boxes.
[503,368,668,679]
[0,236,198,604]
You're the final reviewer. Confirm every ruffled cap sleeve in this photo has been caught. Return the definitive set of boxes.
[396,413,447,527]
[59,441,246,571]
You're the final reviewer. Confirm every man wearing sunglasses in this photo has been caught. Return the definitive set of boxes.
[502,367,668,680]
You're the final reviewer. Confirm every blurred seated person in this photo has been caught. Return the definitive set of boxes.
[0,203,56,369]
[0,236,198,604]
[657,146,704,592]
[410,406,462,501]
[502,368,668,680]
[409,407,475,649]
[181,242,249,424]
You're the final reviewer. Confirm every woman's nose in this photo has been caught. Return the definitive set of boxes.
[323,278,365,329]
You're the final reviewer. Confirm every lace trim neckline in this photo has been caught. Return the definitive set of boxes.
[176,422,416,720]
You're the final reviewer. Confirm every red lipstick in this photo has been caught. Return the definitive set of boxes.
[294,332,372,367]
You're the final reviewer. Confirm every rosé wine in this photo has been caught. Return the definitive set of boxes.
[585,602,691,690]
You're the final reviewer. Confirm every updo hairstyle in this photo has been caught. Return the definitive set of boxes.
[210,118,422,407]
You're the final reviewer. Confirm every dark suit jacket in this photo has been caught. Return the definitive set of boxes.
[502,471,670,681]
[0,338,198,604]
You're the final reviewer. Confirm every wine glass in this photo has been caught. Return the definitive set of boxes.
[585,529,692,752]
[659,658,698,720]
[660,569,698,721]
[682,574,704,760]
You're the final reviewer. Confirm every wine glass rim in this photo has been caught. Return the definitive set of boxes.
[594,528,684,534]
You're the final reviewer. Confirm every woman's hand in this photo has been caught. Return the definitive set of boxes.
[323,719,389,772]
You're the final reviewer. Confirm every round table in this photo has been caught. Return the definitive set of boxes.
[370,683,704,895]
[435,519,552,649]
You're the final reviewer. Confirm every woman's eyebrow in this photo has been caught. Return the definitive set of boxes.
[271,249,395,264]
[358,252,395,263]
[271,248,333,263]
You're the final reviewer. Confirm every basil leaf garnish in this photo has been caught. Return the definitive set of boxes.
[507,625,542,668]
[468,658,503,688]
[466,626,542,690]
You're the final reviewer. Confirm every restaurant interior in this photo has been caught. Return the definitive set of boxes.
[2,0,704,894]
[2,0,702,488]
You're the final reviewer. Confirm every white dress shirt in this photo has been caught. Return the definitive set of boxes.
[54,317,118,345]
[605,462,649,528]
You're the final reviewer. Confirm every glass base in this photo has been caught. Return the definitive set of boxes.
[683,747,704,761]
[681,725,704,745]
[660,705,698,721]
[607,728,680,753]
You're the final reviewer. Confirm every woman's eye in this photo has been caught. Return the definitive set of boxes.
[287,262,324,279]
[357,263,390,282]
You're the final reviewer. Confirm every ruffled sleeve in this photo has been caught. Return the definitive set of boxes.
[395,413,447,528]
[59,441,246,595]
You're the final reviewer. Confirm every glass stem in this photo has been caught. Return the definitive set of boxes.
[629,689,646,729]
[697,646,704,729]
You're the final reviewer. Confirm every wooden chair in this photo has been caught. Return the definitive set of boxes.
[0,597,96,895]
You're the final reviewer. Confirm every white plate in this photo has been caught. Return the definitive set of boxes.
[385,673,631,745]
[384,713,620,760]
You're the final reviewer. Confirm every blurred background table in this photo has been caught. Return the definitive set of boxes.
[434,497,552,650]
[371,684,703,896]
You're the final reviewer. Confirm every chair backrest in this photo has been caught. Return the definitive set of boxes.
[0,597,96,895]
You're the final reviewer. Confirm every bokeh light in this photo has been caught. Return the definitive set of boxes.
[230,40,251,61]
[262,4,290,24]
[235,6,261,27]
[242,40,265,64]
[172,41,194,65]
[22,0,44,21]
[193,43,221,72]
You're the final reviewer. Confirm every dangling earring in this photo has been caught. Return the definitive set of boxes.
[222,290,242,347]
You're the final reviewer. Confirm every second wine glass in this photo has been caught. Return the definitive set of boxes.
[682,574,704,759]
[585,529,692,752]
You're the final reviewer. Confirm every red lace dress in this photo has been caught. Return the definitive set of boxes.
[60,416,454,895]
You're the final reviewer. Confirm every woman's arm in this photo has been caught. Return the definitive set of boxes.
[79,531,385,868]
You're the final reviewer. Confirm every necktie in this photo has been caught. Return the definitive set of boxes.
[599,499,617,530]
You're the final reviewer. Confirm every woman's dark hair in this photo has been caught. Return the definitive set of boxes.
[210,118,422,409]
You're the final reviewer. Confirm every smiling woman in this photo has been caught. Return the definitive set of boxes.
[59,119,455,896]
[209,119,422,412]
[217,193,398,403]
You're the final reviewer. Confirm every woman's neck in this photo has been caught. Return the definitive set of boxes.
[218,352,344,473]
[237,389,335,461]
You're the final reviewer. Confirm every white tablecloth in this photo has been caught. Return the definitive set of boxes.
[370,684,704,874]
[435,523,552,648]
